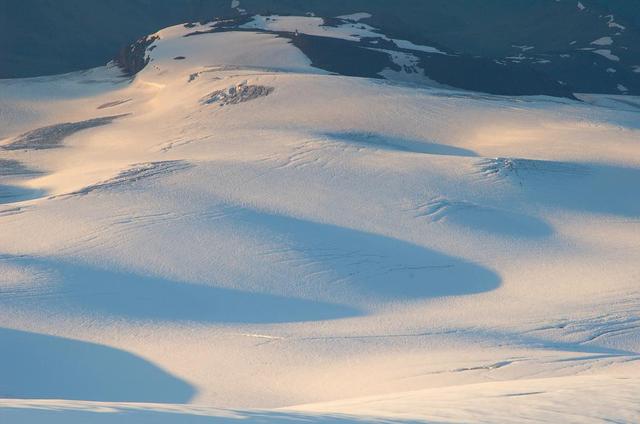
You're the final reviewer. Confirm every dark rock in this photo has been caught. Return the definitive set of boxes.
[201,83,274,106]
[115,35,159,76]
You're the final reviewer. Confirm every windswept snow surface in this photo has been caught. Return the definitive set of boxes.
[1,19,640,423]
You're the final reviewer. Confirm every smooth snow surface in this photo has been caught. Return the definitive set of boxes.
[1,19,639,423]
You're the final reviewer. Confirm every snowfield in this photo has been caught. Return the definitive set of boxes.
[1,18,639,423]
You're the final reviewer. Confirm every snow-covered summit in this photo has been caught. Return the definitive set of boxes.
[0,15,639,423]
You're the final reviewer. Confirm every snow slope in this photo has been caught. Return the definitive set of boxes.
[1,19,639,423]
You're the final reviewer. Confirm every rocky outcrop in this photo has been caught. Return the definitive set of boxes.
[115,35,159,76]
[201,83,274,106]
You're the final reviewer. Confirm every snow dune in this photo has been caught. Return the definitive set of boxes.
[0,18,639,423]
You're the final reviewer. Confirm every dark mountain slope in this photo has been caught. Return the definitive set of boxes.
[1,0,638,96]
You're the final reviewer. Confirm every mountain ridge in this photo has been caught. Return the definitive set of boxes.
[2,0,639,96]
